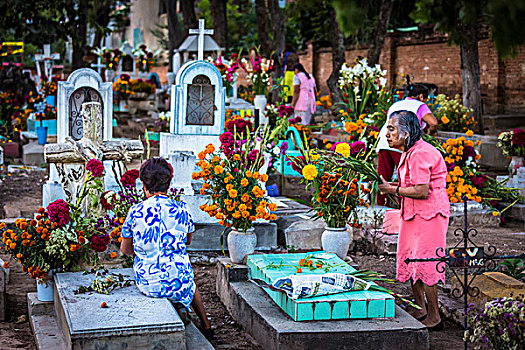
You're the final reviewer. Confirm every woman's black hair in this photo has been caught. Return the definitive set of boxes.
[405,74,429,99]
[390,110,422,150]
[139,157,173,193]
[294,63,310,79]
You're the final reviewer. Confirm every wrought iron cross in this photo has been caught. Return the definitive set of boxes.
[405,196,525,350]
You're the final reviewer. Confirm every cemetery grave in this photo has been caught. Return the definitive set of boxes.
[1,4,525,350]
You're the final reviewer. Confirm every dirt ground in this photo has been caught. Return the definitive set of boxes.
[1,169,524,350]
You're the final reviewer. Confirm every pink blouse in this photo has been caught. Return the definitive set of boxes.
[397,139,450,220]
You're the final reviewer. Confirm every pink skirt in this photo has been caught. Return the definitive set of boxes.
[396,214,448,286]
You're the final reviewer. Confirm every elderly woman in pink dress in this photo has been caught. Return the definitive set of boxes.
[378,110,449,331]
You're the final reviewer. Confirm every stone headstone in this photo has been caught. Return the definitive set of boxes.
[118,42,137,79]
[43,68,116,208]
[159,59,225,194]
[44,102,143,210]
[54,269,185,350]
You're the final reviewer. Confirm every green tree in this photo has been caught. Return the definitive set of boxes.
[412,0,525,134]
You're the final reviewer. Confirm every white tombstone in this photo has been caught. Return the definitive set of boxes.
[43,68,115,208]
[160,21,226,201]
[35,44,60,83]
[118,42,137,79]
[159,59,226,196]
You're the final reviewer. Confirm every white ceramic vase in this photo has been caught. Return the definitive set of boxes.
[321,226,352,260]
[253,94,268,125]
[509,156,524,177]
[227,227,257,264]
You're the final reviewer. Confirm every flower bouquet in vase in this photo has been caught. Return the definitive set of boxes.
[241,49,273,124]
[193,125,276,263]
[498,128,525,177]
[290,139,379,259]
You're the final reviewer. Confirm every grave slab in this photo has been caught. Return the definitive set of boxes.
[22,142,45,166]
[54,268,185,350]
[451,272,525,309]
[216,258,429,350]
[247,253,395,321]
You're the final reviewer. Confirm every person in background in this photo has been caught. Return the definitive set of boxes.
[120,158,212,337]
[281,51,297,104]
[376,83,438,206]
[291,63,317,125]
[378,111,449,331]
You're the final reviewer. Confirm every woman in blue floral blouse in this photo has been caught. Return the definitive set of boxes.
[120,158,211,333]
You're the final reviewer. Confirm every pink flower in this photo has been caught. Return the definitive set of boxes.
[120,169,140,188]
[86,159,104,177]
[47,199,71,227]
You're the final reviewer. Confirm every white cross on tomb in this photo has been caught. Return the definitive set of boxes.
[35,44,60,82]
[189,19,214,61]
[91,57,106,75]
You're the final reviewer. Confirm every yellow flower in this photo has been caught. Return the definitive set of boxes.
[465,130,474,137]
[302,164,318,180]
[492,211,499,216]
[241,178,249,187]
[214,165,224,174]
[441,116,450,124]
[309,150,320,161]
[335,143,351,158]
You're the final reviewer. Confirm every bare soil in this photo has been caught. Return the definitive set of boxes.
[1,169,523,350]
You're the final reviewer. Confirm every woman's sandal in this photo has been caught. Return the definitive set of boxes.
[200,327,214,341]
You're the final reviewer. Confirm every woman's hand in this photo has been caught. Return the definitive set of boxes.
[378,175,396,195]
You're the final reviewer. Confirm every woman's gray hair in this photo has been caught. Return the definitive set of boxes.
[390,110,422,150]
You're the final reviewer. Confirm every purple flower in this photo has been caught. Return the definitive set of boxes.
[279,142,288,155]
[511,128,525,146]
[86,159,104,177]
[47,199,71,227]
[446,161,457,172]
[462,145,476,161]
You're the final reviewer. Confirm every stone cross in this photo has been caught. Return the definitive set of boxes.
[91,57,106,75]
[44,102,143,204]
[35,44,60,82]
[189,19,213,61]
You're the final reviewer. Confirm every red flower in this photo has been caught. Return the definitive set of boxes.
[90,234,111,252]
[289,156,306,173]
[120,169,140,188]
[47,199,71,227]
[86,159,104,177]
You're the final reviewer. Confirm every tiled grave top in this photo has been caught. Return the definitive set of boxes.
[54,268,184,338]
[247,252,395,321]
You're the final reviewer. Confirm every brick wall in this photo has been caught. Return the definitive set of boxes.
[296,32,525,115]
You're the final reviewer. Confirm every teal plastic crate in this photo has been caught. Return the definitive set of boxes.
[247,252,395,321]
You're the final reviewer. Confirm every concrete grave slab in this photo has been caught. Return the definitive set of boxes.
[216,258,429,350]
[22,142,45,166]
[0,257,6,321]
[54,268,185,350]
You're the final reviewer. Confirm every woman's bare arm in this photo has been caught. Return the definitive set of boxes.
[291,84,300,108]
[120,237,134,256]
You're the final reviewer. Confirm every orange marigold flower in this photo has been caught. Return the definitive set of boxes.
[198,151,206,160]
[110,252,117,259]
[252,172,260,180]
[241,178,249,187]
[3,261,9,268]
[30,219,37,226]
[296,267,302,273]
[260,174,269,182]
[16,253,22,259]
[245,171,252,178]
[214,165,224,174]
[229,189,238,198]
[269,214,277,220]
[37,207,45,214]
